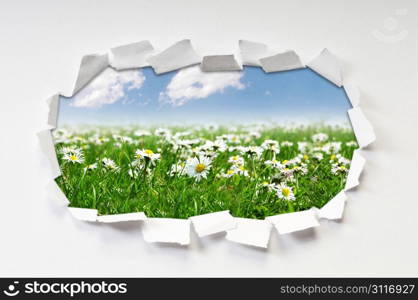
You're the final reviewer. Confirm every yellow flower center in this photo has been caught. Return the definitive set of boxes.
[227,170,235,175]
[195,163,206,173]
[239,166,245,171]
[303,154,309,160]
[272,159,278,163]
[145,149,154,155]
[69,155,77,161]
[282,188,290,197]
[282,160,289,164]
[330,154,336,160]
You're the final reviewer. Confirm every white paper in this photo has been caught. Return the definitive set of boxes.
[37,130,61,179]
[344,83,360,107]
[46,94,59,129]
[239,40,269,66]
[147,39,201,74]
[225,218,272,248]
[259,50,304,73]
[189,211,236,237]
[68,207,98,222]
[40,40,374,245]
[109,40,154,70]
[307,48,343,87]
[200,55,242,72]
[96,212,147,223]
[71,53,109,96]
[345,150,366,190]
[317,191,347,220]
[142,218,191,245]
[47,181,70,206]
[348,107,376,148]
[267,209,320,235]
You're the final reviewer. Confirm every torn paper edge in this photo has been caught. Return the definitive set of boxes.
[343,82,360,107]
[345,149,366,191]
[38,130,61,179]
[142,218,191,245]
[201,55,242,72]
[225,218,272,248]
[68,207,98,222]
[147,39,201,74]
[70,206,147,223]
[259,51,304,73]
[46,94,60,129]
[39,39,374,247]
[239,40,269,67]
[266,209,320,235]
[97,212,147,223]
[68,53,109,97]
[306,48,343,87]
[317,191,347,220]
[189,211,236,237]
[348,107,376,148]
[109,40,154,70]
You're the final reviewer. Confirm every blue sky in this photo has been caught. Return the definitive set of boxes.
[58,66,352,127]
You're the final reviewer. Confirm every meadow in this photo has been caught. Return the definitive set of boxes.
[53,124,358,219]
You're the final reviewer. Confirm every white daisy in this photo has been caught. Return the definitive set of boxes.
[298,153,310,163]
[260,181,275,190]
[329,154,350,165]
[322,142,341,154]
[60,146,82,155]
[276,184,296,201]
[128,168,139,178]
[281,141,294,147]
[228,155,244,166]
[346,141,358,147]
[261,139,280,152]
[63,151,84,164]
[331,164,349,175]
[134,129,151,137]
[265,159,284,169]
[221,169,237,178]
[201,140,227,152]
[297,141,310,153]
[224,134,241,144]
[102,158,119,171]
[337,155,351,165]
[155,128,171,137]
[231,164,249,177]
[134,149,161,162]
[280,167,294,178]
[249,131,261,139]
[169,162,187,176]
[84,163,97,171]
[312,133,329,143]
[118,136,134,144]
[186,156,212,181]
[241,146,263,158]
[292,164,308,175]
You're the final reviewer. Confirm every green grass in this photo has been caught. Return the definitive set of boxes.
[54,124,358,219]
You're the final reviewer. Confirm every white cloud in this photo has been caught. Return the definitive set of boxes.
[71,68,145,108]
[159,65,245,106]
